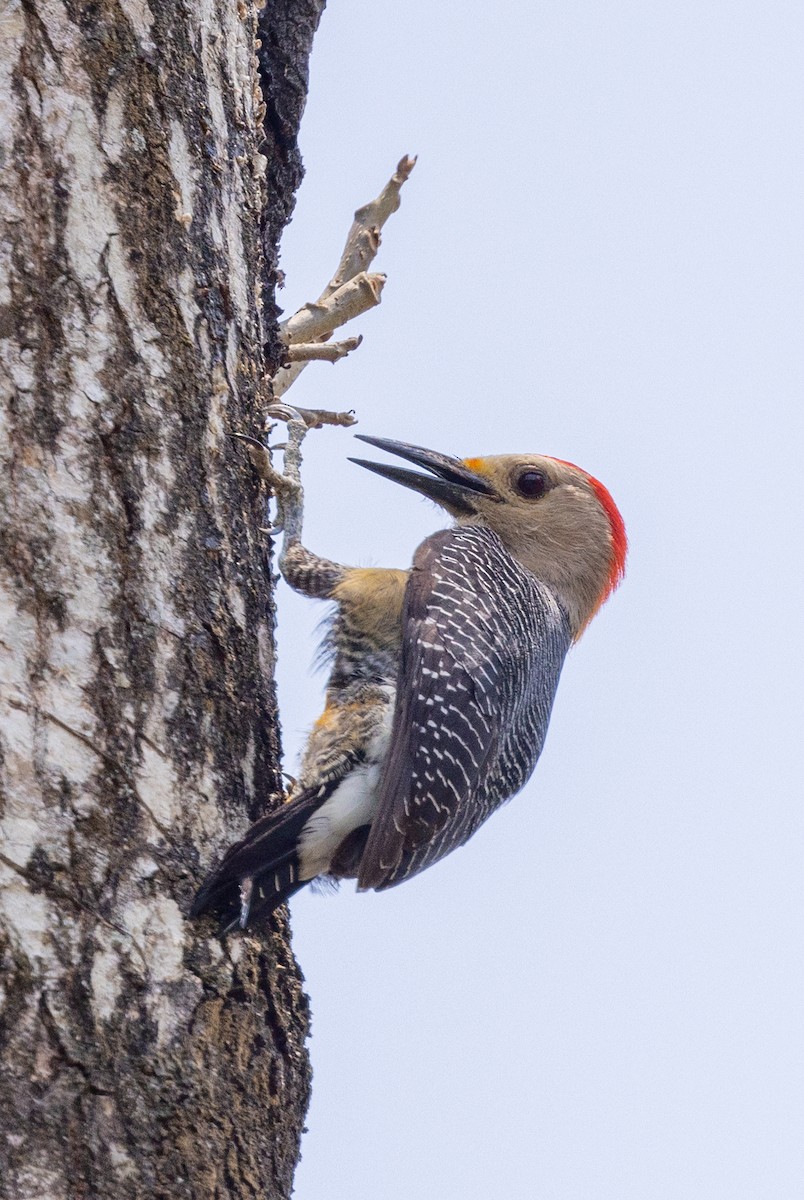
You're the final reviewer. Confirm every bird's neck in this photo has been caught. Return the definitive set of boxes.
[456,516,611,639]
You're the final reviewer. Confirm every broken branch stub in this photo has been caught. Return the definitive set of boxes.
[282,273,385,344]
[325,154,417,298]
[285,336,363,364]
[271,155,416,400]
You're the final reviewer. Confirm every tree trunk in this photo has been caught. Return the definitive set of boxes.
[0,0,324,1195]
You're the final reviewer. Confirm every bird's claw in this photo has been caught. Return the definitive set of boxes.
[231,432,269,452]
[230,432,277,485]
[265,402,305,426]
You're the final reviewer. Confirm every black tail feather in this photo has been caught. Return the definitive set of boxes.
[191,789,326,931]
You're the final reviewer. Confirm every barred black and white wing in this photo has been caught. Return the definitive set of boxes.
[358,526,572,891]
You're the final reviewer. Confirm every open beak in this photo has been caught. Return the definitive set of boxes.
[349,435,499,515]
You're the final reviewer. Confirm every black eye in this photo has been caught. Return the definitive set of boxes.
[515,470,548,498]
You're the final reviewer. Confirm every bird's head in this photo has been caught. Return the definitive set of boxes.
[350,436,627,637]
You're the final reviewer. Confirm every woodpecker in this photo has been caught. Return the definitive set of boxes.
[192,430,627,932]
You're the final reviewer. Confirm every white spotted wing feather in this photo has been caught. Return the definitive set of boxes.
[358,526,572,890]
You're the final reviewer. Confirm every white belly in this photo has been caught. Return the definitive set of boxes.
[297,763,382,880]
[297,692,395,880]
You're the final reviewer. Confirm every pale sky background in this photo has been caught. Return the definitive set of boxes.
[271,2,804,1197]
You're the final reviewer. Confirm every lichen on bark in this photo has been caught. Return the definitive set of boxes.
[0,0,325,1195]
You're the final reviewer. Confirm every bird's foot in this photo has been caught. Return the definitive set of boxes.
[230,433,286,490]
[230,404,308,538]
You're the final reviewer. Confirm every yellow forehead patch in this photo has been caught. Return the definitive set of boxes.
[462,457,491,475]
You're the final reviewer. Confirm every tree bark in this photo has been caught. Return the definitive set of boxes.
[0,0,324,1195]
